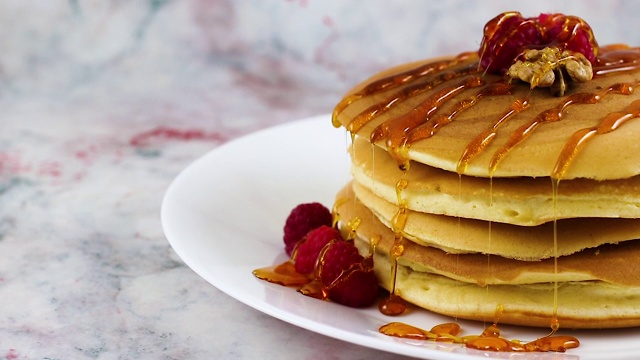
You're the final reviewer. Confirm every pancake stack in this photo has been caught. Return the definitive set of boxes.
[331,46,640,329]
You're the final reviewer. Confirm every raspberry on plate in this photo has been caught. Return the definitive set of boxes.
[292,225,343,274]
[317,240,379,307]
[283,202,333,256]
[328,267,379,308]
[317,240,364,285]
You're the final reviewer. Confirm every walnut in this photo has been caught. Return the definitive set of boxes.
[506,47,593,96]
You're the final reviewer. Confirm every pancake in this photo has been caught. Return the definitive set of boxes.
[350,135,640,226]
[351,181,640,260]
[333,47,640,181]
[335,184,640,328]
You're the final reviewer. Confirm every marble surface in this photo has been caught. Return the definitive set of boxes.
[2,1,640,359]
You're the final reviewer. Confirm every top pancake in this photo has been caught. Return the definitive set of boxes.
[332,49,640,180]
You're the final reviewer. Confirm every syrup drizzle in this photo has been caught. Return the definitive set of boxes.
[489,82,637,175]
[456,98,530,174]
[553,96,640,179]
[371,76,484,149]
[378,178,409,316]
[335,47,640,175]
[332,54,476,129]
[341,50,640,176]
[379,305,579,352]
[347,63,480,135]
[406,81,513,145]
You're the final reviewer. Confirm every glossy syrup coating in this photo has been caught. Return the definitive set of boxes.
[332,45,640,180]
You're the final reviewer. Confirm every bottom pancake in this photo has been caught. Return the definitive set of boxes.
[365,250,640,329]
[335,183,640,329]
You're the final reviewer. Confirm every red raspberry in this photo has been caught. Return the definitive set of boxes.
[539,13,598,63]
[283,202,332,256]
[479,12,598,74]
[479,12,543,74]
[317,240,379,307]
[317,240,364,286]
[292,226,343,274]
[328,266,379,308]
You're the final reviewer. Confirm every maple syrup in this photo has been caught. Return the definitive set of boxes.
[594,45,640,76]
[376,305,580,352]
[552,96,640,179]
[378,178,409,316]
[380,318,579,353]
[253,261,311,287]
[334,48,640,166]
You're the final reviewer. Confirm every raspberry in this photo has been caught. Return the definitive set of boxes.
[539,13,597,63]
[283,202,332,256]
[328,266,379,308]
[292,226,343,274]
[479,12,543,74]
[479,12,598,75]
[317,240,364,286]
[316,240,379,307]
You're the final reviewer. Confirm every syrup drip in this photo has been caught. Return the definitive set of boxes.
[371,75,485,170]
[345,217,361,241]
[331,197,348,228]
[339,46,640,179]
[347,63,480,134]
[489,82,637,176]
[406,81,513,144]
[456,98,530,174]
[332,54,476,128]
[379,178,409,316]
[551,178,561,328]
[369,234,381,256]
[553,97,640,179]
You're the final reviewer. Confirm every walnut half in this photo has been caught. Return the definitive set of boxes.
[506,47,593,96]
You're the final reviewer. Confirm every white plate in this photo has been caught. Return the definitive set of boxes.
[162,114,639,360]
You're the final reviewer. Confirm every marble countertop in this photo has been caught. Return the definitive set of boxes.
[2,1,640,359]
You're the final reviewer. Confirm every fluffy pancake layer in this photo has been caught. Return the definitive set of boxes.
[350,136,640,226]
[336,184,640,328]
[333,49,640,180]
[352,181,640,260]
